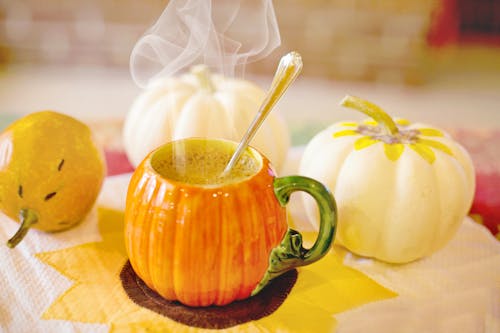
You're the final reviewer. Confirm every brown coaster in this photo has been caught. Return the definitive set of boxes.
[120,261,297,329]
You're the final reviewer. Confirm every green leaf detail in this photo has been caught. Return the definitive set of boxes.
[384,143,405,161]
[252,229,305,296]
[333,129,358,138]
[410,143,436,164]
[354,136,378,150]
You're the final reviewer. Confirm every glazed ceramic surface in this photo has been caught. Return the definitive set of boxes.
[124,138,336,307]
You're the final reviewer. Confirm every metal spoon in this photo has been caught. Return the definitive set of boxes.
[222,51,303,175]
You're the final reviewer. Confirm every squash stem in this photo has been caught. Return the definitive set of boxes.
[340,95,399,135]
[191,65,216,93]
[7,208,38,248]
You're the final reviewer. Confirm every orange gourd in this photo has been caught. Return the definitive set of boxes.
[124,148,288,307]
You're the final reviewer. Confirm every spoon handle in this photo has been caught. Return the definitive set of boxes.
[223,52,303,174]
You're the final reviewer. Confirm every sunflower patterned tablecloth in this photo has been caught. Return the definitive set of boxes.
[1,171,499,333]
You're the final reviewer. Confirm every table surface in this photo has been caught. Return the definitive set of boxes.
[1,158,499,333]
[0,65,499,333]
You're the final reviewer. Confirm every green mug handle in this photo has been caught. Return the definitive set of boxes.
[252,175,337,295]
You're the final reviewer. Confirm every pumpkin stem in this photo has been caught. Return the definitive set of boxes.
[7,208,38,248]
[340,95,399,135]
[191,65,216,93]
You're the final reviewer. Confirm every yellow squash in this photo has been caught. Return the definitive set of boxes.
[0,111,106,248]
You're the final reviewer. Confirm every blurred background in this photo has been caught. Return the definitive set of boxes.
[0,0,499,146]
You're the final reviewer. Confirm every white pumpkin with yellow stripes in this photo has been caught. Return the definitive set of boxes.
[299,95,475,263]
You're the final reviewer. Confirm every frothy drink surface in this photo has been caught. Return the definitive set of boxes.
[151,139,262,185]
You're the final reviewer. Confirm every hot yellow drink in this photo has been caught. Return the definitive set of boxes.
[150,138,262,186]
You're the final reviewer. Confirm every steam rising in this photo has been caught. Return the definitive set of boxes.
[130,0,281,88]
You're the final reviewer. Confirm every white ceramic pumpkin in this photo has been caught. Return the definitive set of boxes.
[299,95,475,263]
[123,65,290,170]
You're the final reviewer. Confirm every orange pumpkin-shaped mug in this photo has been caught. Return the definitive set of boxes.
[124,138,337,307]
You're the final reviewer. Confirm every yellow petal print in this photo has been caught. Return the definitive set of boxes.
[36,208,177,331]
[363,119,378,126]
[36,209,397,333]
[333,129,359,138]
[339,122,358,127]
[410,143,436,164]
[384,143,405,161]
[418,138,454,156]
[395,118,411,126]
[257,232,397,333]
[418,128,444,137]
[354,136,378,150]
